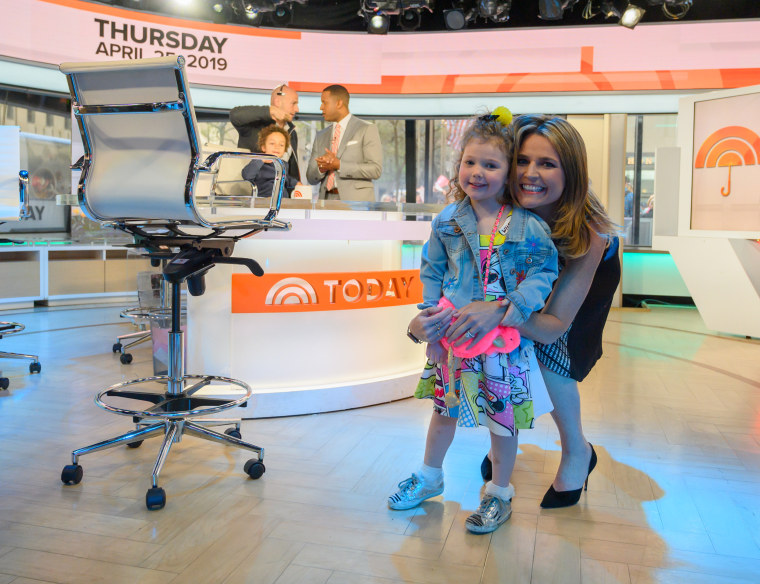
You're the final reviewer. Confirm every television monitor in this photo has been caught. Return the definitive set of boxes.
[678,85,760,239]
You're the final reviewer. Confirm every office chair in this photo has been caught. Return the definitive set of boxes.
[112,270,166,365]
[57,56,290,510]
[0,321,42,390]
[0,137,40,390]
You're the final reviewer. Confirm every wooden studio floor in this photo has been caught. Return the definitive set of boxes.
[0,303,758,584]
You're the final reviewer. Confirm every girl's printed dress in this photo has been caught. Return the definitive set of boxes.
[415,232,553,437]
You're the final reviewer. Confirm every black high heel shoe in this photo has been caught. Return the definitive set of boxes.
[480,454,492,482]
[540,444,597,509]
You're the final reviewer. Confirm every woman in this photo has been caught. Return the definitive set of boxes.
[411,114,620,508]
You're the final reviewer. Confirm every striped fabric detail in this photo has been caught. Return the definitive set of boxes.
[535,325,572,378]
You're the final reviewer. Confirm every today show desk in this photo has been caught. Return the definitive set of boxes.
[186,202,439,419]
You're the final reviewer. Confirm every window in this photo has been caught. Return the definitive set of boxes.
[0,89,73,235]
[625,114,678,247]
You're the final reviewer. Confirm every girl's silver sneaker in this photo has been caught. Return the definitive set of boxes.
[388,473,444,510]
[465,494,512,534]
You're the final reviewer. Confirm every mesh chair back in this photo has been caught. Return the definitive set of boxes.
[60,56,202,224]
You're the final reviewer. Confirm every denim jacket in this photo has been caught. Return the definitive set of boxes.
[419,197,558,323]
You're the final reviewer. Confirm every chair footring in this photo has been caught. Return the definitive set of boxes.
[95,373,253,419]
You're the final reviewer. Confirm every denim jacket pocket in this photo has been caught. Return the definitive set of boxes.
[514,249,551,277]
[437,220,466,255]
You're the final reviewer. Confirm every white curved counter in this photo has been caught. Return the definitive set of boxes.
[186,209,433,418]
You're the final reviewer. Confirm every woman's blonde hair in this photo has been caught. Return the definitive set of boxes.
[508,114,618,259]
[447,114,514,205]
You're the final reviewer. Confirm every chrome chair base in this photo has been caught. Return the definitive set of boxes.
[0,322,42,390]
[113,307,152,364]
[61,373,264,510]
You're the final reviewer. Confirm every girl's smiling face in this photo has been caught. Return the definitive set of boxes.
[458,138,509,205]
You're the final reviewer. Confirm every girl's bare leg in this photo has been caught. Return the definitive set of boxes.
[423,412,458,468]
[490,431,518,488]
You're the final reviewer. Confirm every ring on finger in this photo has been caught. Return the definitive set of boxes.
[465,331,475,339]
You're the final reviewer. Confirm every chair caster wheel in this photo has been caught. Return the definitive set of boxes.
[224,427,242,439]
[120,353,133,364]
[112,342,122,353]
[127,440,144,449]
[244,459,265,479]
[0,377,8,390]
[61,464,83,485]
[146,487,166,510]
[29,362,41,374]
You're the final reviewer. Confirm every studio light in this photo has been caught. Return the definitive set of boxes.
[210,0,233,23]
[443,8,467,30]
[400,1,432,31]
[368,13,391,33]
[538,0,562,20]
[600,0,627,19]
[662,0,691,20]
[538,0,579,20]
[360,0,397,34]
[230,0,264,24]
[271,5,292,25]
[474,0,512,23]
[399,8,421,31]
[243,3,262,20]
[359,0,431,33]
[450,0,513,26]
[231,0,304,26]
[619,2,645,28]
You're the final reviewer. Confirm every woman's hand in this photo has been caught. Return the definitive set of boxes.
[446,301,506,350]
[409,305,455,344]
[426,341,447,365]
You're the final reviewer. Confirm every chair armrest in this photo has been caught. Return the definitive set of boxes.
[18,170,30,219]
[194,151,289,230]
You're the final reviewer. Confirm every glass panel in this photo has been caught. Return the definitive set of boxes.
[624,113,677,247]
[0,90,72,234]
[197,120,239,149]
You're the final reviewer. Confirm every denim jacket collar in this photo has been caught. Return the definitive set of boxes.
[451,197,534,243]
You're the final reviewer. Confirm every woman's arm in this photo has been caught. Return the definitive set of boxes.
[518,231,608,345]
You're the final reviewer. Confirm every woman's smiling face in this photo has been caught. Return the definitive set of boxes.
[513,133,565,220]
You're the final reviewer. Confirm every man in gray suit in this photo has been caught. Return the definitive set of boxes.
[306,85,383,201]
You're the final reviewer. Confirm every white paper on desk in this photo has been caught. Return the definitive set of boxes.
[0,126,21,222]
[291,184,312,200]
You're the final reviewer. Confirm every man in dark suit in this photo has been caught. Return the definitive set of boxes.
[306,85,382,201]
[229,84,301,184]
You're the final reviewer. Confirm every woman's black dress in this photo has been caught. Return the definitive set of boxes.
[535,237,621,382]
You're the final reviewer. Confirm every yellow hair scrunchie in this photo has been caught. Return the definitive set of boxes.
[492,106,512,127]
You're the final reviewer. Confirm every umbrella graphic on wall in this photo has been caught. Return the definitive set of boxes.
[694,126,760,196]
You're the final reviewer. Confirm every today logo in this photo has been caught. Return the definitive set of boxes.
[694,125,760,197]
[232,270,423,313]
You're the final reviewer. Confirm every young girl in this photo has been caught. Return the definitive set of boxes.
[388,112,558,534]
[241,124,299,198]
